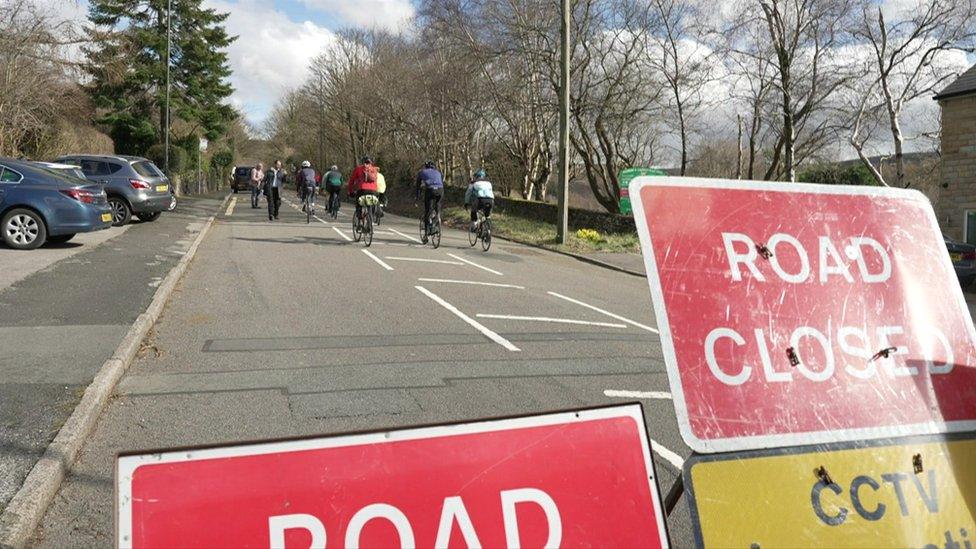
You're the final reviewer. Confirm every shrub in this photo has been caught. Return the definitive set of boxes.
[145,143,187,174]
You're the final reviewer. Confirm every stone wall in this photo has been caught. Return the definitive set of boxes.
[937,94,976,241]
[383,181,636,234]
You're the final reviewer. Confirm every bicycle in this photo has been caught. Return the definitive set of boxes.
[419,203,441,249]
[327,190,340,219]
[467,208,492,251]
[353,194,378,247]
[303,186,316,223]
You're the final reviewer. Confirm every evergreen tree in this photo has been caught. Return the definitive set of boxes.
[85,0,235,156]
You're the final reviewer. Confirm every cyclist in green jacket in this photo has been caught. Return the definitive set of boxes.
[324,165,343,214]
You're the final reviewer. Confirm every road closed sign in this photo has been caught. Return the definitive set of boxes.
[116,405,669,548]
[683,434,976,548]
[630,177,976,453]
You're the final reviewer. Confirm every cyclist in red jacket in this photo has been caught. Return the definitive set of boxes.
[348,156,379,222]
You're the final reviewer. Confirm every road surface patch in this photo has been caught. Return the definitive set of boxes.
[362,250,394,271]
[447,253,503,276]
[332,227,352,242]
[604,389,672,400]
[415,286,520,352]
[547,291,658,333]
[476,314,628,329]
[224,196,237,216]
[386,256,464,265]
[417,278,524,289]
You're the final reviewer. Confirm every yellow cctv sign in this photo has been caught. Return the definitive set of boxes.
[684,434,976,548]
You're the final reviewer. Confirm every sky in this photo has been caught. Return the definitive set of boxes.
[50,0,417,129]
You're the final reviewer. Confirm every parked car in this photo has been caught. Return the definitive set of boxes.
[232,166,253,193]
[34,161,87,180]
[0,157,112,250]
[54,154,170,226]
[944,234,976,288]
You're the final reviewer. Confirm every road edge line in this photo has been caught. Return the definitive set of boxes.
[0,193,229,549]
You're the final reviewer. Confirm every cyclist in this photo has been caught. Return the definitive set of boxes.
[297,160,318,211]
[375,167,387,221]
[324,165,343,214]
[348,156,379,223]
[465,168,494,232]
[415,160,444,236]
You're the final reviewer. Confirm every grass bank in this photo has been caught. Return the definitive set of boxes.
[441,206,641,254]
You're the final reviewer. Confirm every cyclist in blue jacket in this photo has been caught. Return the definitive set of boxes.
[415,160,444,235]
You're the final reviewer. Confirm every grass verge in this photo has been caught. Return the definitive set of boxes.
[441,206,640,254]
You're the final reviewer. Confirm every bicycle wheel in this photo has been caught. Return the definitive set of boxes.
[481,218,492,251]
[419,218,428,244]
[364,213,373,247]
[467,215,477,247]
[431,217,441,249]
[306,201,312,224]
[353,213,363,242]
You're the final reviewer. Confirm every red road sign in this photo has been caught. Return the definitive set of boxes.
[117,405,669,548]
[630,177,976,453]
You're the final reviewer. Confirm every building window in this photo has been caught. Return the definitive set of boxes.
[966,210,976,245]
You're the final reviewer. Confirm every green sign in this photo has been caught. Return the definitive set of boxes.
[619,167,665,215]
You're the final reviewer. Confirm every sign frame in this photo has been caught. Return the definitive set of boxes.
[629,176,976,453]
[116,403,671,548]
[682,431,976,549]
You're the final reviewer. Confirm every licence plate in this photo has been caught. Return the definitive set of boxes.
[156,185,168,192]
[101,213,112,223]
[951,252,963,262]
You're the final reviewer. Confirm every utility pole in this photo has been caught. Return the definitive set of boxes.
[556,0,570,244]
[164,0,172,176]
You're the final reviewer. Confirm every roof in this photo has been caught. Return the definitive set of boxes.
[934,63,976,100]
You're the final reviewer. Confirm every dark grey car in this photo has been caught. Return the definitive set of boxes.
[944,234,976,288]
[54,154,171,226]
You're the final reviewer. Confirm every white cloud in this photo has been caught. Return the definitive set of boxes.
[298,0,414,31]
[204,0,337,128]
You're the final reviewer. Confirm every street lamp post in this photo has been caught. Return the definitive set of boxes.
[164,0,172,176]
[556,0,570,244]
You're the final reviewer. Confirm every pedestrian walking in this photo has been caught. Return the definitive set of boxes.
[250,163,265,208]
[264,160,285,220]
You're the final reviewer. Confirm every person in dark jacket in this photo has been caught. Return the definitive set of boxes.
[415,160,444,236]
[263,160,285,220]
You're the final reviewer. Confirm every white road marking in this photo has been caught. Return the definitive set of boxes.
[386,257,464,265]
[603,389,672,400]
[389,228,422,243]
[417,278,525,289]
[651,440,685,469]
[333,227,353,242]
[363,249,394,271]
[225,197,237,216]
[447,253,503,276]
[547,291,659,333]
[416,286,520,352]
[475,314,627,329]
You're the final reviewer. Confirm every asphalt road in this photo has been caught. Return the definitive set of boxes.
[0,194,225,513]
[27,191,697,546]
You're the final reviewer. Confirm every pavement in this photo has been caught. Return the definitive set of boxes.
[20,192,696,547]
[0,194,226,513]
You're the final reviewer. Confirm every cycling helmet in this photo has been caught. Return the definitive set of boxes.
[301,160,311,168]
[474,169,487,179]
[361,156,373,164]
[424,160,435,169]
[330,165,338,171]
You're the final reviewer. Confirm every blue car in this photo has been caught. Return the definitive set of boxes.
[0,157,113,250]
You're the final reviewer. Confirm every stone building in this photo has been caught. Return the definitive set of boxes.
[935,63,976,242]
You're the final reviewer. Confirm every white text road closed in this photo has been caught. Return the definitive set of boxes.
[117,405,670,548]
[630,177,976,453]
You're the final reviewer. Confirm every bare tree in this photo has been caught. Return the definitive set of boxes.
[848,0,976,187]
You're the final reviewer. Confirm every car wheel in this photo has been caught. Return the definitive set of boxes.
[137,211,162,222]
[2,208,47,250]
[108,197,132,226]
[47,234,75,244]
